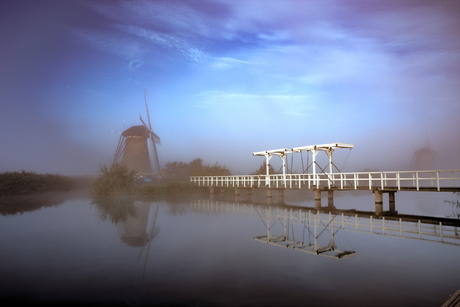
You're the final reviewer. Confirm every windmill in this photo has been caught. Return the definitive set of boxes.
[409,131,436,171]
[112,89,162,178]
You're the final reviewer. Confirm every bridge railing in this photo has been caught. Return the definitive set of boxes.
[190,170,460,191]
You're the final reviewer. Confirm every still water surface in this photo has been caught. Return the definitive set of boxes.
[0,190,459,306]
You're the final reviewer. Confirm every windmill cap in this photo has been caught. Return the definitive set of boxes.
[122,125,150,138]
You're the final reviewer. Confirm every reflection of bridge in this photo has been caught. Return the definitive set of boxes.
[190,143,460,211]
[190,200,460,259]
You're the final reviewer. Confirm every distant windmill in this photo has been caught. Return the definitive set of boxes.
[409,131,436,171]
[112,89,162,177]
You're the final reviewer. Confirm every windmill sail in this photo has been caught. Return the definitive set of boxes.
[144,89,162,176]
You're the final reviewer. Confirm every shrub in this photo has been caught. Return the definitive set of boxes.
[91,163,137,195]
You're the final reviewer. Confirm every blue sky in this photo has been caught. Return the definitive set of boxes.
[1,0,459,175]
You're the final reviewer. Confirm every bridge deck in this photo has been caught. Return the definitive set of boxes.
[191,170,460,192]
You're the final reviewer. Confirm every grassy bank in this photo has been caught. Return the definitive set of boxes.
[0,170,93,196]
[136,181,208,196]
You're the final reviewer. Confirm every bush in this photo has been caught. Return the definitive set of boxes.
[91,163,137,195]
[0,170,76,196]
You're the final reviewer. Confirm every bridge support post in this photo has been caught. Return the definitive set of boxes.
[328,190,334,208]
[389,192,396,213]
[247,189,252,196]
[235,188,240,196]
[267,189,272,198]
[315,189,321,208]
[374,190,383,215]
[279,189,284,202]
[209,187,215,200]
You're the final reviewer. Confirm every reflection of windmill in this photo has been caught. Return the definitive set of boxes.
[112,89,162,177]
[410,132,436,171]
[116,201,162,283]
[117,201,160,247]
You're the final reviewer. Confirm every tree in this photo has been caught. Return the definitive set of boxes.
[202,162,231,176]
[164,158,230,180]
[188,158,204,176]
[164,161,189,179]
[252,161,275,175]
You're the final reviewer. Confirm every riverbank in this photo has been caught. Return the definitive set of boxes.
[0,171,93,196]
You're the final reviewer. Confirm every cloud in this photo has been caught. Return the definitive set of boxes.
[210,57,251,70]
[196,90,315,118]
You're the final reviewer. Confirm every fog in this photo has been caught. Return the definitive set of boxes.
[1,0,459,176]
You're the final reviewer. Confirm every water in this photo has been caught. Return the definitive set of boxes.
[0,190,459,306]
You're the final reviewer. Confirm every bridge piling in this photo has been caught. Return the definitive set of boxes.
[328,190,334,207]
[374,190,397,215]
[374,190,383,215]
[389,192,396,213]
[315,190,321,208]
[314,189,335,209]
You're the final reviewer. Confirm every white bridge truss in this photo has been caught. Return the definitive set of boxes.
[191,143,460,191]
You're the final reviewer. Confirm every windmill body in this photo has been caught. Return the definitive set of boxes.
[118,125,152,174]
[112,90,162,178]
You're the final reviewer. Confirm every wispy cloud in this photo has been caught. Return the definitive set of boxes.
[197,90,316,118]
[210,57,251,70]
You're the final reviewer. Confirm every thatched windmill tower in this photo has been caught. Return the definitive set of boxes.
[112,89,162,177]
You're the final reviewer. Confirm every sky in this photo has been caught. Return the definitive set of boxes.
[0,0,459,176]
